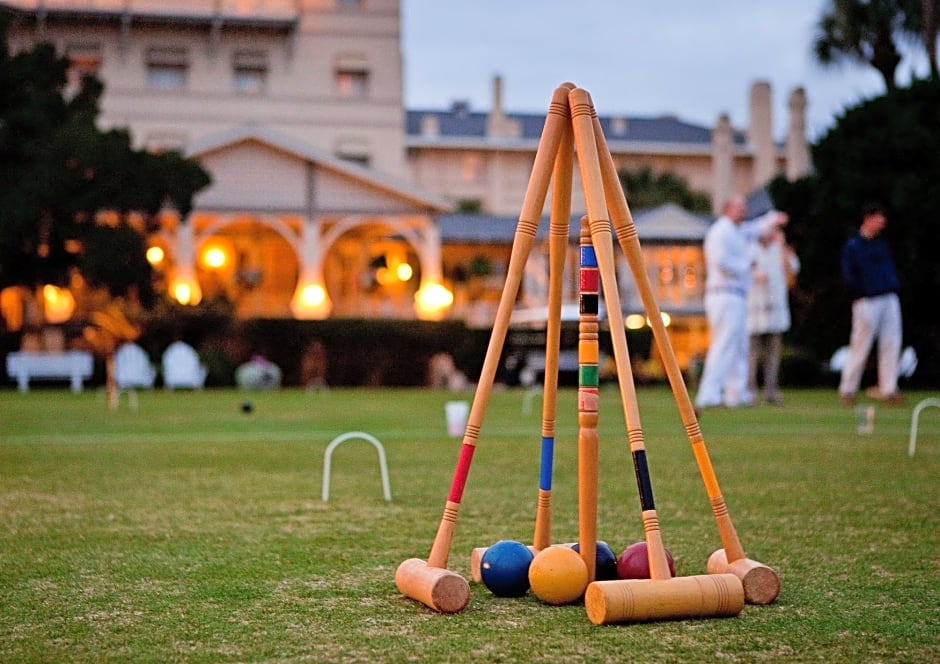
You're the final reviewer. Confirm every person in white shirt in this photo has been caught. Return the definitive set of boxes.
[746,229,799,404]
[695,195,788,410]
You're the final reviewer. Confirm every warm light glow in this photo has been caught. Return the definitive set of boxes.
[396,262,413,281]
[174,283,193,305]
[42,284,76,324]
[414,282,454,320]
[202,246,227,269]
[375,267,395,286]
[626,312,672,329]
[625,313,647,330]
[171,278,202,306]
[300,283,326,307]
[290,280,332,319]
[146,246,165,265]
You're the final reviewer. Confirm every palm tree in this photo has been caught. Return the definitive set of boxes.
[900,0,939,77]
[814,0,906,92]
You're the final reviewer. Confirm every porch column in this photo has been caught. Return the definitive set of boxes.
[413,218,453,320]
[170,216,202,306]
[290,216,331,319]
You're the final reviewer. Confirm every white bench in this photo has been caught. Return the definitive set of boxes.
[5,351,94,393]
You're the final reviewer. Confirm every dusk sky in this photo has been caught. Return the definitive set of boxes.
[401,0,929,140]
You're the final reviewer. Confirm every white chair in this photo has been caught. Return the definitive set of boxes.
[114,342,156,389]
[162,341,207,389]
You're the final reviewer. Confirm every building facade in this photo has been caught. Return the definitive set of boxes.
[2,0,811,368]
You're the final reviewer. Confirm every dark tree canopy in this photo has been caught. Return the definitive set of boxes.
[0,14,210,302]
[770,78,940,385]
[617,166,712,214]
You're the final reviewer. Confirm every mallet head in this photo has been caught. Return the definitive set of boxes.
[585,573,744,625]
[395,558,470,614]
[707,548,781,605]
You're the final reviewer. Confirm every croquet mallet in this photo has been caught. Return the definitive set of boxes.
[588,98,781,605]
[570,87,745,624]
[469,102,575,582]
[396,84,573,612]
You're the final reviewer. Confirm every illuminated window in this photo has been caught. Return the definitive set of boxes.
[335,68,369,98]
[233,50,268,95]
[65,43,101,93]
[461,154,482,183]
[146,47,188,90]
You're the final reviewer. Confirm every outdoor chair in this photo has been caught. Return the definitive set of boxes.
[161,341,207,389]
[113,342,157,390]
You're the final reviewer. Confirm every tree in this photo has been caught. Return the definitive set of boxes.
[0,14,210,309]
[814,0,940,90]
[769,79,940,386]
[814,0,907,92]
[617,166,711,214]
[899,0,939,77]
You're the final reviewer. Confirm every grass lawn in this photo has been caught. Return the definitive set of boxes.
[1,385,938,662]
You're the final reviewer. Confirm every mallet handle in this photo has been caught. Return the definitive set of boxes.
[532,106,575,551]
[588,107,748,565]
[426,84,572,570]
[570,88,674,581]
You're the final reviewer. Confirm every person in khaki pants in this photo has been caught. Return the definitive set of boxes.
[838,203,904,406]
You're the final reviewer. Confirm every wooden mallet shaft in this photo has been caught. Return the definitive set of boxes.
[396,84,572,612]
[587,104,780,605]
[571,87,745,624]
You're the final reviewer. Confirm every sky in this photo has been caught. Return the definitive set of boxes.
[400,0,929,141]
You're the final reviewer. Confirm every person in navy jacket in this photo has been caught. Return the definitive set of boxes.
[838,203,904,405]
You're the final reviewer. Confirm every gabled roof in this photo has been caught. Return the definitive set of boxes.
[406,107,744,147]
[632,203,710,241]
[187,124,451,213]
[439,203,711,244]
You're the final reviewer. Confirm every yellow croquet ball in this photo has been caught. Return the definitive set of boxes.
[528,545,589,605]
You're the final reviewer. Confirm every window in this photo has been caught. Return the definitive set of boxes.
[334,138,371,167]
[335,68,369,99]
[232,50,268,95]
[146,47,188,90]
[65,43,101,94]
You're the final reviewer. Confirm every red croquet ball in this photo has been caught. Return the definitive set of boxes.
[616,541,676,579]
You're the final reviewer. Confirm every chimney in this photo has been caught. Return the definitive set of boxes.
[785,87,811,180]
[748,81,776,187]
[486,74,520,138]
[711,113,734,215]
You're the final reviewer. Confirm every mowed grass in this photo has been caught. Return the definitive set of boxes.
[1,385,938,662]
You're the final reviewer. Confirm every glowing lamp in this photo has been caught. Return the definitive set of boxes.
[171,278,202,306]
[414,282,453,321]
[291,281,331,319]
[42,284,76,324]
[625,313,646,330]
[202,246,227,269]
[146,246,165,265]
[396,262,413,281]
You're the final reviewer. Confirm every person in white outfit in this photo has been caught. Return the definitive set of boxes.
[747,229,800,404]
[838,203,904,405]
[695,195,788,410]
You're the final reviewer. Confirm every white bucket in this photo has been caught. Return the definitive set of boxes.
[445,401,469,437]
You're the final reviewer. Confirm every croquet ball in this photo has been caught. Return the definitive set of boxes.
[240,401,254,414]
[480,540,534,597]
[528,545,589,605]
[571,540,619,580]
[616,541,676,579]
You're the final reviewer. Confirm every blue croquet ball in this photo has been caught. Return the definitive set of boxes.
[480,540,534,597]
[240,400,254,414]
[571,540,619,580]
